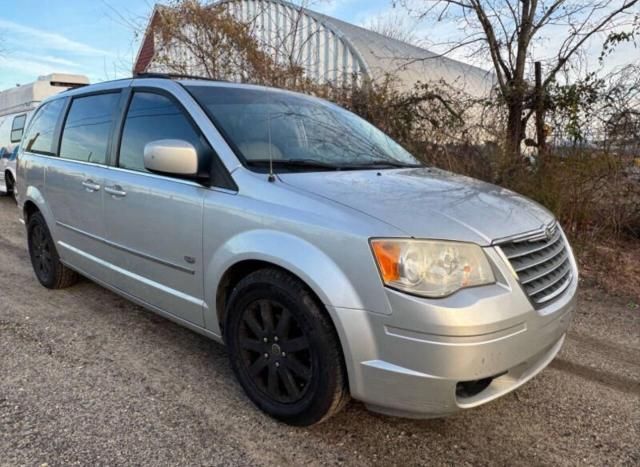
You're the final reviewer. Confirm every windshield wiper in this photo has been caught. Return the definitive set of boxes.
[246,158,423,173]
[246,159,341,171]
[341,160,423,169]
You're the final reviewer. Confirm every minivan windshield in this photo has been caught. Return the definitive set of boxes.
[187,86,422,172]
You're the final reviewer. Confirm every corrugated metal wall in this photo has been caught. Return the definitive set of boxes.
[149,0,367,86]
[224,0,366,85]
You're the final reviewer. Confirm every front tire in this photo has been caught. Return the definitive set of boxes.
[27,212,78,289]
[225,268,349,426]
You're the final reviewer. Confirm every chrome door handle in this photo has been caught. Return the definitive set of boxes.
[82,180,101,192]
[105,185,127,197]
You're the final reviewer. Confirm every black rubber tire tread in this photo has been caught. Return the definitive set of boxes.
[2,172,12,195]
[6,173,17,204]
[225,268,349,426]
[27,212,79,289]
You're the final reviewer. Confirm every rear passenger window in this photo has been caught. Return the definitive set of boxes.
[23,99,65,155]
[60,93,120,164]
[10,114,26,143]
[119,92,202,172]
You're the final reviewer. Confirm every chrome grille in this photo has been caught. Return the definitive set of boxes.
[499,223,573,307]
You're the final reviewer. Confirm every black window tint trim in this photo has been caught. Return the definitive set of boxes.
[57,89,123,165]
[115,86,237,191]
[108,87,133,167]
[51,97,71,156]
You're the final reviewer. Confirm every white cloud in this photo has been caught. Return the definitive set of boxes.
[10,52,82,69]
[0,56,75,78]
[0,18,113,56]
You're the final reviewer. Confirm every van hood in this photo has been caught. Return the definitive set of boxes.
[278,167,555,245]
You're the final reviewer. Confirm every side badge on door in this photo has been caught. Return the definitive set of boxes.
[184,256,196,264]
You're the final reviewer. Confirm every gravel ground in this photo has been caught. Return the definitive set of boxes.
[0,195,638,466]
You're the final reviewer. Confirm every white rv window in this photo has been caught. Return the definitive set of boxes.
[10,114,26,143]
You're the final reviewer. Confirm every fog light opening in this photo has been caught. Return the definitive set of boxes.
[456,371,506,399]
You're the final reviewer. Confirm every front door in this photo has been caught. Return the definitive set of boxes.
[102,90,207,326]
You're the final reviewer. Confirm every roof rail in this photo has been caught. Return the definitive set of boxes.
[133,72,229,82]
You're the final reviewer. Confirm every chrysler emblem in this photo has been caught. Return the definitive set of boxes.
[545,225,554,240]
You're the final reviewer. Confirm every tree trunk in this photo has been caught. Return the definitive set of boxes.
[534,61,546,155]
[506,98,524,160]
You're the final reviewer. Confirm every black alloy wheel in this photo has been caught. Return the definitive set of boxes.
[30,221,53,282]
[27,212,78,289]
[225,268,349,426]
[237,298,312,404]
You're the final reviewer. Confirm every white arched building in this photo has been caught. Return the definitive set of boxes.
[134,0,493,97]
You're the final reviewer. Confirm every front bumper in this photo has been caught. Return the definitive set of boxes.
[331,247,577,418]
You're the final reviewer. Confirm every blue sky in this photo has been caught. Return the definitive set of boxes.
[1,0,153,90]
[0,0,395,90]
[0,0,636,91]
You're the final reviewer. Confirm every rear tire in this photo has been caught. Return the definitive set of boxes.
[225,268,349,426]
[5,172,16,203]
[27,212,78,289]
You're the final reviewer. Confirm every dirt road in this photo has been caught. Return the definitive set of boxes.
[0,196,638,466]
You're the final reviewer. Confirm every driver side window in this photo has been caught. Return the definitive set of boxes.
[118,92,203,172]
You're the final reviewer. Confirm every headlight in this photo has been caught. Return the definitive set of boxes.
[370,239,495,298]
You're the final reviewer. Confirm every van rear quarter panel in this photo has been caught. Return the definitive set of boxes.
[19,154,50,224]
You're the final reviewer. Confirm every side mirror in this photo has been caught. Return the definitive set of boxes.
[143,139,199,176]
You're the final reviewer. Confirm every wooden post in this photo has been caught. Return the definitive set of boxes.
[535,61,546,155]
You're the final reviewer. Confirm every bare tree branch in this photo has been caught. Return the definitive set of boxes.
[400,0,640,157]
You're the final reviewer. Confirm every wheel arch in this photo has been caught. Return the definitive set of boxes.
[215,259,340,336]
[205,230,370,390]
[213,256,359,399]
[22,186,55,229]
[206,230,366,334]
[23,200,39,219]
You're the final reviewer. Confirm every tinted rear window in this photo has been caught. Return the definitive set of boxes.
[59,93,120,164]
[23,99,65,155]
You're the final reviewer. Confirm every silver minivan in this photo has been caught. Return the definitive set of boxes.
[17,76,577,426]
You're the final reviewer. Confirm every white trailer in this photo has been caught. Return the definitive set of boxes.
[0,73,89,197]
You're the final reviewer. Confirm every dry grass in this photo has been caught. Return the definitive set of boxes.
[578,238,640,301]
